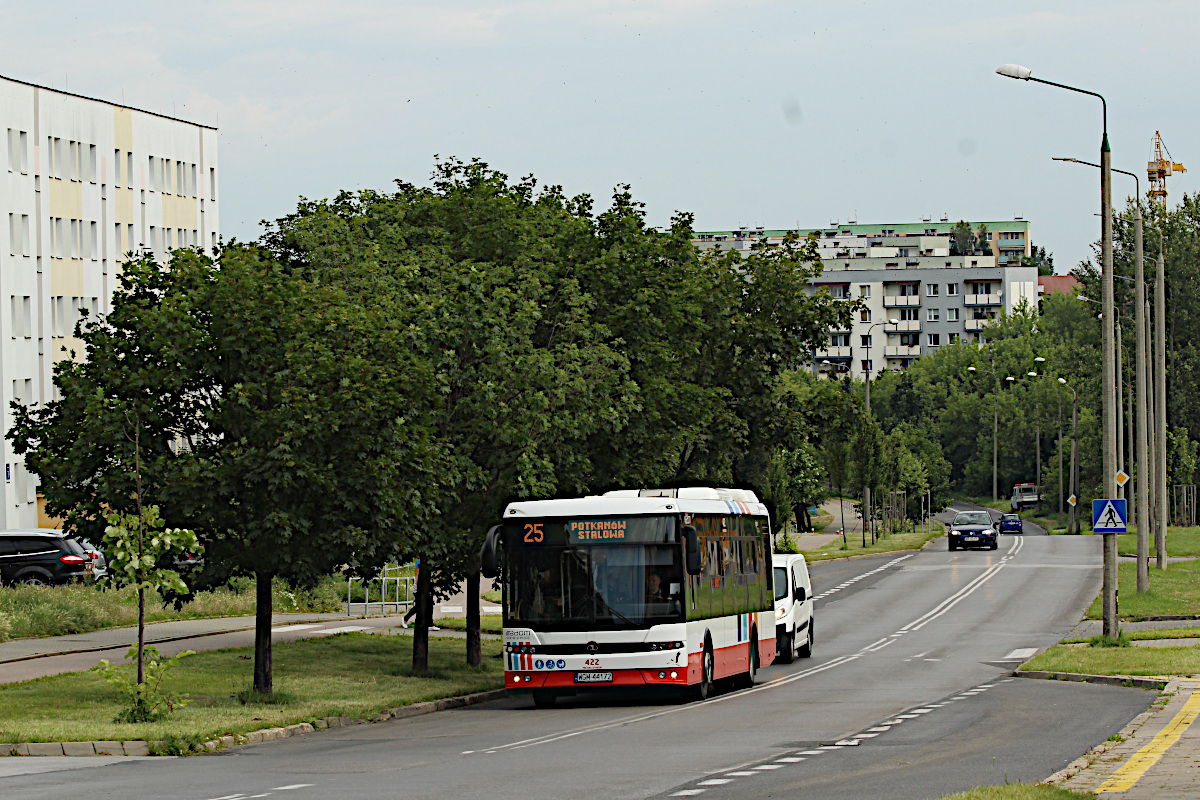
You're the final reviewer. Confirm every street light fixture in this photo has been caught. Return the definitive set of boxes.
[968,362,1003,502]
[998,62,1117,637]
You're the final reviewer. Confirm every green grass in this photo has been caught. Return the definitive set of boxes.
[803,521,944,563]
[1085,557,1200,620]
[0,632,503,744]
[482,589,501,604]
[934,787,1092,800]
[1065,627,1200,644]
[1021,642,1200,678]
[1116,526,1200,558]
[0,577,346,642]
[434,615,503,634]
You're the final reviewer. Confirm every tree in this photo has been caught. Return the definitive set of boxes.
[950,221,973,256]
[1022,245,1055,276]
[11,248,439,694]
[975,224,993,256]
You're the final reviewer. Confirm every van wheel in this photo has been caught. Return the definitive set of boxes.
[778,631,795,664]
[697,644,715,701]
[532,690,556,708]
[798,619,814,658]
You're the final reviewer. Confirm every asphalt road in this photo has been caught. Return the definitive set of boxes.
[1,522,1153,800]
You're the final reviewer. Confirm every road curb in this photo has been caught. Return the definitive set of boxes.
[1014,669,1169,690]
[0,687,508,758]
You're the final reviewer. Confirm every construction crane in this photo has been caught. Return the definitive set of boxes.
[1147,131,1185,206]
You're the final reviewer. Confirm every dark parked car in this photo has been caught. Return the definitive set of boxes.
[999,513,1024,534]
[0,529,92,585]
[948,512,998,551]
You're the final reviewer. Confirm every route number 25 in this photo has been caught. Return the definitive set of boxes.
[523,523,544,543]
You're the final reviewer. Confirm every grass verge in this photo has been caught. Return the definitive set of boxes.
[1020,641,1200,678]
[1085,557,1200,619]
[803,521,944,563]
[934,787,1092,800]
[0,577,346,642]
[1115,526,1200,558]
[1064,627,1200,644]
[0,632,503,744]
[434,615,503,634]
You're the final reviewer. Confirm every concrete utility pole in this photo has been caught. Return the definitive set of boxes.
[1134,205,1149,592]
[1156,239,1168,569]
[862,318,897,545]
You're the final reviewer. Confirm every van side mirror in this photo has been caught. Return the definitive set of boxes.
[683,525,702,576]
[480,525,501,579]
[795,586,807,602]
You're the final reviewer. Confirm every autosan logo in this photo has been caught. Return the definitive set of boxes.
[586,642,599,653]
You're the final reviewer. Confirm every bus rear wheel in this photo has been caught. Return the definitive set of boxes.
[737,634,758,688]
[532,690,556,708]
[697,645,714,701]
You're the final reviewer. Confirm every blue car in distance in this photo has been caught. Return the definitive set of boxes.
[999,513,1023,534]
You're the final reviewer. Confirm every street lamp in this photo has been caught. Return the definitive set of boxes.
[998,63,1117,637]
[1056,158,1151,592]
[1059,378,1081,534]
[862,318,898,545]
[968,361,1003,502]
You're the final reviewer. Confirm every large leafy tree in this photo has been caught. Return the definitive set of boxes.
[11,248,439,693]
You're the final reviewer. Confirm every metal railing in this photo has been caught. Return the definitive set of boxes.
[347,563,415,619]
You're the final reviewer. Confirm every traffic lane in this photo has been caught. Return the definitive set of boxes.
[668,678,1152,800]
[944,501,1049,537]
[808,552,917,607]
[0,537,1103,800]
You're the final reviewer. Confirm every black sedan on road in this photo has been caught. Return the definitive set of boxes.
[948,511,998,551]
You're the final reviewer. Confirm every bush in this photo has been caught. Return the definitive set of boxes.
[0,611,11,642]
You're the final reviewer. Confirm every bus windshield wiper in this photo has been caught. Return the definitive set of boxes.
[591,590,637,626]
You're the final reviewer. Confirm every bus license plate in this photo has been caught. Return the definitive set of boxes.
[964,536,978,541]
[575,671,613,683]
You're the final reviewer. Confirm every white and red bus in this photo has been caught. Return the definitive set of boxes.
[480,487,776,707]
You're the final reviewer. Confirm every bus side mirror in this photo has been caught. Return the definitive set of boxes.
[683,526,702,576]
[481,525,501,579]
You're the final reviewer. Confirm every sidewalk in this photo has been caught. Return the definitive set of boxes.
[1047,677,1200,797]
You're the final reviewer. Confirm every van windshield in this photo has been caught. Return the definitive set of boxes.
[773,567,788,602]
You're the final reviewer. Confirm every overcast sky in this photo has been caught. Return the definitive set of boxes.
[5,1,1196,272]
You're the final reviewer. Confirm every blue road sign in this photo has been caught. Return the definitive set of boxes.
[1092,498,1128,533]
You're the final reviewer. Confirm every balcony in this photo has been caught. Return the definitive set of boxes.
[883,295,922,308]
[964,318,993,331]
[999,237,1026,249]
[884,320,921,333]
[964,293,1002,306]
[885,345,921,358]
[814,346,852,359]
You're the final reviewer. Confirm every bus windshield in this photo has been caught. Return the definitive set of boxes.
[503,517,683,631]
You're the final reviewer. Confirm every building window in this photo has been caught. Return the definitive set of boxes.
[926,283,939,296]
[860,309,871,322]
[947,308,959,322]
[859,285,871,298]
[900,308,919,321]
[927,308,940,322]
[927,333,940,347]
[830,334,850,347]
[861,360,872,372]
[947,283,958,296]
[949,332,960,344]
[127,153,134,188]
[861,335,872,347]
[900,333,919,347]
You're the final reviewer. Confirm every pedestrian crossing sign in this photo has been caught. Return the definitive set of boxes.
[1092,498,1128,534]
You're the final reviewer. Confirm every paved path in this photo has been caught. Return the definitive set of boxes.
[820,498,863,536]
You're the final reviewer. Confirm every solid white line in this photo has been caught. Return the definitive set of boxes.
[271,787,315,792]
[901,561,1008,633]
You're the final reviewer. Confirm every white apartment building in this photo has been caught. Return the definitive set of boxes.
[694,219,1037,378]
[1,74,219,527]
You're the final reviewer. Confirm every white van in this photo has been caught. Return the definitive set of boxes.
[773,553,814,663]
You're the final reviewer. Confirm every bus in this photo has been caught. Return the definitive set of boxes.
[480,487,776,707]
